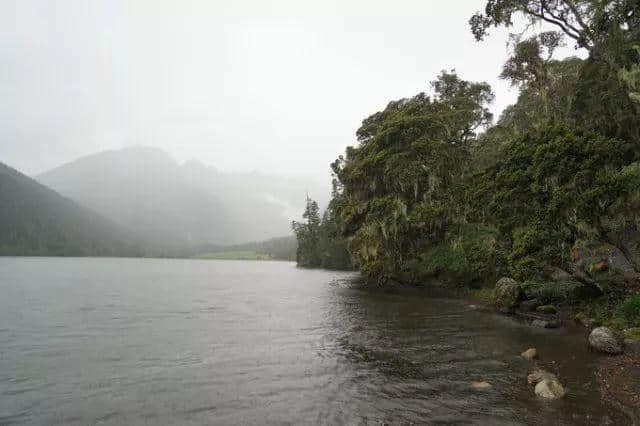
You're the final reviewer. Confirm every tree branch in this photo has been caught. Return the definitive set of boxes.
[563,0,592,35]
[541,0,584,36]
[525,5,586,47]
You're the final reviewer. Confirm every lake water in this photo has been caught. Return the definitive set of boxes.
[0,257,622,424]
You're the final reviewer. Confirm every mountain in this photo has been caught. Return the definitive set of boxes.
[37,147,328,248]
[37,147,231,250]
[0,161,140,256]
[179,159,329,244]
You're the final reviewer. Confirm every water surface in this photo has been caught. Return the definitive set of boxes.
[0,258,618,424]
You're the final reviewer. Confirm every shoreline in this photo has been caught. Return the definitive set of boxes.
[465,288,640,423]
[350,277,640,421]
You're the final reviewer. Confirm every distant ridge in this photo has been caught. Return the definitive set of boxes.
[37,147,328,247]
[0,161,140,256]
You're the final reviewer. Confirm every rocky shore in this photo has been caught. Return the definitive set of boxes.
[472,274,640,423]
[596,348,640,423]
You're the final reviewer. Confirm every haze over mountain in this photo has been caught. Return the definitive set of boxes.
[0,161,139,256]
[37,147,328,248]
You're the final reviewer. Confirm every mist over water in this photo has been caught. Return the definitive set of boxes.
[36,147,329,247]
[1,0,638,423]
[0,258,619,425]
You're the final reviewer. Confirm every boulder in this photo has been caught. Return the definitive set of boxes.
[606,225,640,272]
[569,240,629,295]
[494,277,523,312]
[527,369,549,385]
[534,378,566,399]
[528,369,566,399]
[571,240,639,290]
[588,327,624,354]
[521,348,538,360]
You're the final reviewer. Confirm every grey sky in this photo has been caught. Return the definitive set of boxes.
[1,1,584,179]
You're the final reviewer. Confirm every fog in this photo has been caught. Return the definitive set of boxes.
[1,1,587,246]
[1,0,536,180]
[36,146,329,246]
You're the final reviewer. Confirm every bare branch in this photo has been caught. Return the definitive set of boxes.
[524,5,586,46]
[540,0,583,37]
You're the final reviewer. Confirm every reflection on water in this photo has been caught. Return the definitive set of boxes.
[0,258,621,425]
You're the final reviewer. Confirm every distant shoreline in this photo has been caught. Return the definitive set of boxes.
[0,254,295,262]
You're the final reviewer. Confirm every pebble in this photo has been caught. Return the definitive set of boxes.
[470,381,492,390]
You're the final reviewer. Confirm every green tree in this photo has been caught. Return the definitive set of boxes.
[292,196,322,267]
[292,194,353,269]
[331,71,494,280]
[470,0,637,58]
[469,123,640,279]
[472,1,640,146]
[317,203,352,270]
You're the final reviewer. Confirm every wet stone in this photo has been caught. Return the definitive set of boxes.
[589,327,624,355]
[470,381,492,390]
[532,319,559,329]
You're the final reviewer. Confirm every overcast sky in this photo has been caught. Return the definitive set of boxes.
[1,1,584,179]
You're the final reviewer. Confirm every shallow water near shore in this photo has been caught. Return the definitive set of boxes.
[0,257,624,424]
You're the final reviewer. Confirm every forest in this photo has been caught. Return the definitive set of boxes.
[0,162,143,257]
[293,0,640,329]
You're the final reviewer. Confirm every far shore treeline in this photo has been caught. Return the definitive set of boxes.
[293,1,640,329]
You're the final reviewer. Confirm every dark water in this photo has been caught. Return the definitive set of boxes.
[0,257,619,425]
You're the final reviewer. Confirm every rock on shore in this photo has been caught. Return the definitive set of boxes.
[521,348,538,360]
[494,277,523,312]
[470,381,492,390]
[589,327,624,355]
[528,369,566,399]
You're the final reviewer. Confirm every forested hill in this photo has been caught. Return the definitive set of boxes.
[37,147,328,247]
[293,1,640,330]
[0,161,141,256]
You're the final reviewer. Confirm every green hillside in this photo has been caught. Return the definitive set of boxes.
[0,162,140,256]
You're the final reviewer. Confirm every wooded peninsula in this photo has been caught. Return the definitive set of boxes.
[293,0,640,334]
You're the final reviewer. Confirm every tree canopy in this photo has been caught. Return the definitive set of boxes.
[293,0,639,330]
[470,1,637,55]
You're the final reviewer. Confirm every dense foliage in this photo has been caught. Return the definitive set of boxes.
[470,124,639,280]
[328,71,494,281]
[469,1,638,56]
[293,0,640,328]
[292,196,352,270]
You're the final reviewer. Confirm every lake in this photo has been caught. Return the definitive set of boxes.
[0,257,621,424]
